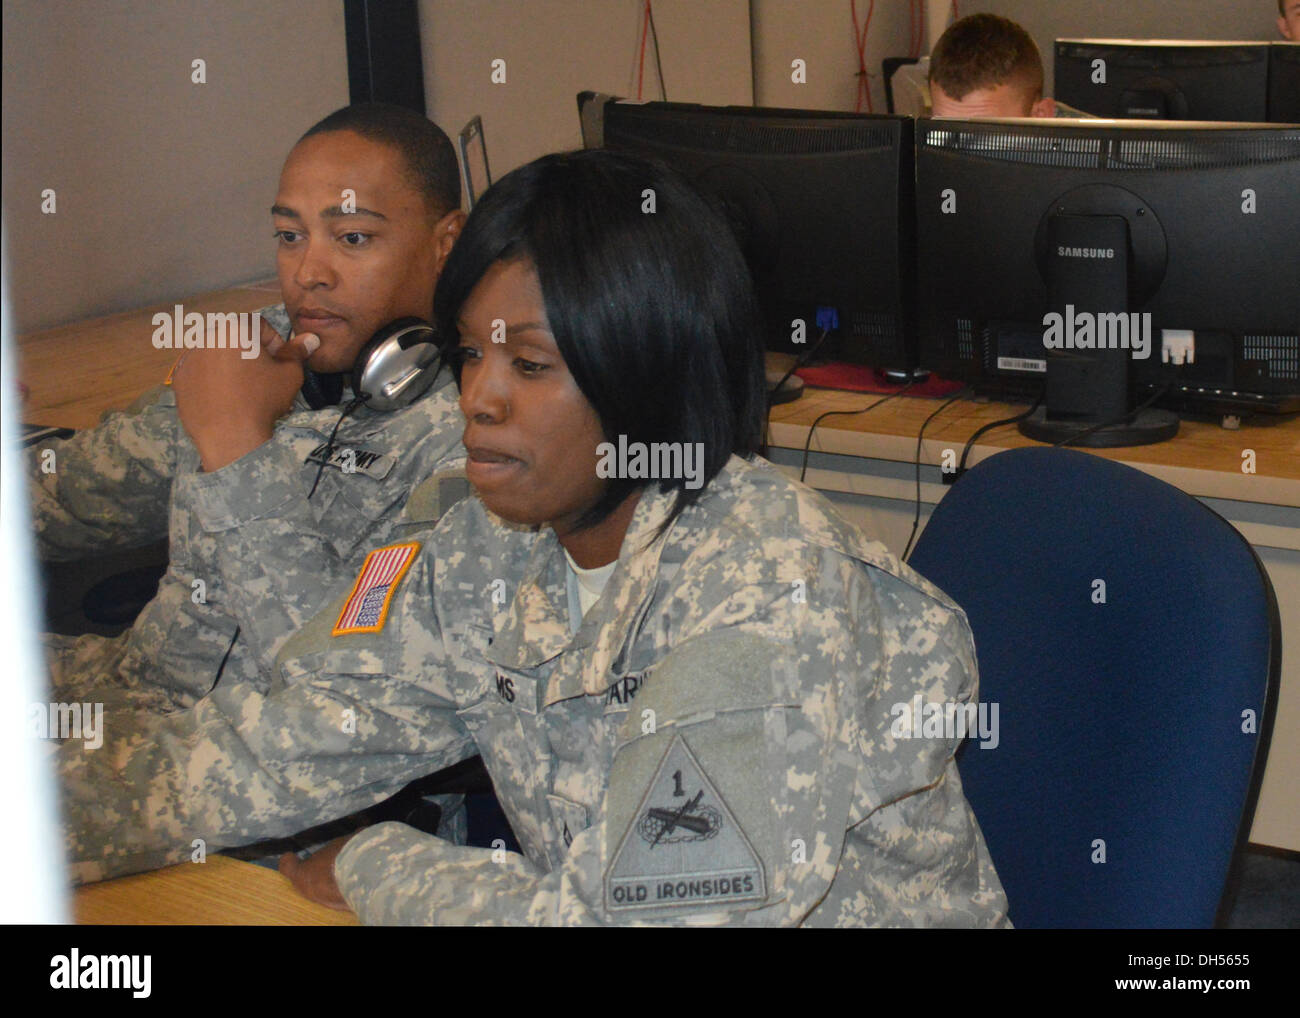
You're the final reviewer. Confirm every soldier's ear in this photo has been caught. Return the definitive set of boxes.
[433,210,467,274]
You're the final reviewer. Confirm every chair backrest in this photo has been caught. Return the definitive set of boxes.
[907,447,1280,928]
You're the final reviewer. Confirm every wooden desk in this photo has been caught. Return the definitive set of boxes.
[75,855,359,925]
[767,382,1300,547]
[17,281,281,430]
[768,360,1300,510]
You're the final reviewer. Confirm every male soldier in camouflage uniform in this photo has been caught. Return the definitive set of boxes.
[31,104,466,714]
[58,151,1007,926]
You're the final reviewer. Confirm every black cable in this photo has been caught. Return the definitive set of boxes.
[1051,382,1173,449]
[646,0,667,100]
[307,395,368,500]
[209,625,240,693]
[762,326,833,451]
[957,385,1045,474]
[798,381,914,485]
[901,386,970,562]
[768,326,832,403]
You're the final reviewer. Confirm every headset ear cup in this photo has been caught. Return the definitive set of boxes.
[348,328,396,398]
[351,317,440,411]
[301,370,345,410]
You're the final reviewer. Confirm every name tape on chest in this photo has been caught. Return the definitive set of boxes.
[606,734,765,914]
[332,542,421,636]
[305,443,395,480]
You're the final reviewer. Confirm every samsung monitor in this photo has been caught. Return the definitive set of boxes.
[1055,39,1271,122]
[915,117,1300,445]
[588,97,920,375]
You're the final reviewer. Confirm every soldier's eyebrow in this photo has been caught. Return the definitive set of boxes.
[271,204,388,221]
[455,318,553,337]
[322,205,387,221]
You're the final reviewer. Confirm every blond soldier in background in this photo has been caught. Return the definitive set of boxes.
[929,13,1091,118]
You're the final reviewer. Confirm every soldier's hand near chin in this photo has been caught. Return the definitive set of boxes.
[172,321,320,472]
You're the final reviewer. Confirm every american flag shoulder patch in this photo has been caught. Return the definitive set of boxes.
[332,541,422,636]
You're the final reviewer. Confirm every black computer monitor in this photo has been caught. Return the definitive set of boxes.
[587,97,919,374]
[915,118,1300,445]
[1055,40,1271,121]
[1270,43,1300,124]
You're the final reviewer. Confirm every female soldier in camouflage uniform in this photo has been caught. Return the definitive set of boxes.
[279,149,1009,926]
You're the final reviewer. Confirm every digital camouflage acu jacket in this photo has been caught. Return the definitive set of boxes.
[32,304,465,711]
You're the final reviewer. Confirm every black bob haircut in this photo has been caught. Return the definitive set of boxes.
[300,103,460,219]
[434,148,767,533]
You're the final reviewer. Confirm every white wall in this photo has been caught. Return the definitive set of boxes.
[751,0,915,111]
[418,0,753,193]
[1,0,349,332]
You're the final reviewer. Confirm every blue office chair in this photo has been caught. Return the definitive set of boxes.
[907,447,1281,928]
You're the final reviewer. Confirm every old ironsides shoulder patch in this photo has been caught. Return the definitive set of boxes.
[606,734,765,914]
[331,542,421,636]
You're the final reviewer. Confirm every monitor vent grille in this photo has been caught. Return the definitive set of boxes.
[956,318,976,362]
[923,126,1300,170]
[1109,136,1300,169]
[923,127,1101,168]
[1243,334,1300,381]
[849,310,897,341]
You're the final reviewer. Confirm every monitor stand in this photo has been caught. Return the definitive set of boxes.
[1019,211,1178,447]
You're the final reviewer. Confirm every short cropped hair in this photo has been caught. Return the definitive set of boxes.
[434,149,767,533]
[929,13,1044,101]
[300,103,460,218]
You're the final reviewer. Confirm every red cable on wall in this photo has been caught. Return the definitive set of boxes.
[636,0,650,100]
[851,0,875,113]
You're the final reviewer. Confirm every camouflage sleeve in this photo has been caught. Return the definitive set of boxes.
[832,567,1010,927]
[160,302,339,668]
[28,303,292,563]
[27,386,179,560]
[59,546,476,885]
[169,435,352,670]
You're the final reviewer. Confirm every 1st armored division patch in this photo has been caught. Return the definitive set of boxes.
[606,734,766,913]
[332,542,420,636]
